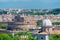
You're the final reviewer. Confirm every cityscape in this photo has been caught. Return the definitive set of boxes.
[0,8,60,40]
[0,0,60,40]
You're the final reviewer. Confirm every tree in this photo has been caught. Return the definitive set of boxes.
[37,20,42,27]
[15,31,36,40]
[50,34,60,40]
[0,24,8,29]
[52,22,60,25]
[0,34,19,40]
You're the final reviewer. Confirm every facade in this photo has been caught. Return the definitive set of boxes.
[33,34,49,40]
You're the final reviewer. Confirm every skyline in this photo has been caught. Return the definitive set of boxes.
[0,0,60,9]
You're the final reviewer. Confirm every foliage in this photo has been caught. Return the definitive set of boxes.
[37,20,42,27]
[52,22,60,25]
[0,24,8,29]
[0,34,19,40]
[15,31,36,40]
[0,31,36,40]
[50,34,60,40]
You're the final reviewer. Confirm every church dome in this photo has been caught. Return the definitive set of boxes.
[42,19,52,27]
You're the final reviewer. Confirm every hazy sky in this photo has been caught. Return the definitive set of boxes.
[0,0,60,9]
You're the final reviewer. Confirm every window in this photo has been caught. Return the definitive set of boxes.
[38,37,43,40]
[41,37,43,39]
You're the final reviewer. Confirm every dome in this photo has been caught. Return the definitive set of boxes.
[42,19,52,27]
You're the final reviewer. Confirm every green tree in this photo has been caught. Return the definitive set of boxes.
[52,22,60,25]
[15,31,36,40]
[50,34,60,40]
[37,20,42,27]
[0,34,19,40]
[0,24,8,29]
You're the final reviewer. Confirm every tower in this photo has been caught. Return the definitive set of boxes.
[42,16,52,40]
[42,15,52,32]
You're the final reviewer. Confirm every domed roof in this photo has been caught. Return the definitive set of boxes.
[42,19,52,27]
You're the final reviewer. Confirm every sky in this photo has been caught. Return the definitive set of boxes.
[0,0,60,9]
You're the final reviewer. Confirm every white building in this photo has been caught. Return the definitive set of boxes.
[42,19,52,27]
